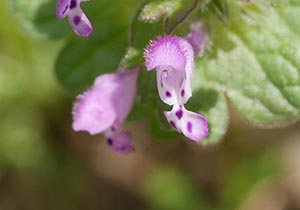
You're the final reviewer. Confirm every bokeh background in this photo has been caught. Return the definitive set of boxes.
[1,1,300,210]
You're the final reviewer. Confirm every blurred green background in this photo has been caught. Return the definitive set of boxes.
[1,0,300,210]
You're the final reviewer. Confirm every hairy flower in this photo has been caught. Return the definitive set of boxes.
[144,36,209,141]
[72,69,139,154]
[56,0,93,37]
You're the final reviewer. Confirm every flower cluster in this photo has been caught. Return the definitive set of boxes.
[57,0,210,152]
[56,0,93,37]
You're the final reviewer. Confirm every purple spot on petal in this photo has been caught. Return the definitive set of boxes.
[181,89,185,97]
[74,16,81,25]
[175,109,183,120]
[160,76,164,88]
[62,5,68,14]
[69,0,77,9]
[166,91,171,97]
[187,122,192,133]
[170,121,177,129]
[107,138,113,146]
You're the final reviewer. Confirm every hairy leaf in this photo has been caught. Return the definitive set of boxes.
[200,0,300,127]
[139,0,183,23]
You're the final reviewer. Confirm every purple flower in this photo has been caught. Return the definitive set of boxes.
[72,69,139,154]
[186,22,207,57]
[144,36,209,141]
[56,0,93,37]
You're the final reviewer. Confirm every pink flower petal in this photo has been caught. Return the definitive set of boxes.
[68,7,93,37]
[72,80,117,135]
[144,36,194,76]
[56,0,93,37]
[156,67,192,105]
[106,132,135,154]
[164,105,209,141]
[72,69,139,136]
[109,69,139,124]
[186,22,207,57]
[56,0,70,19]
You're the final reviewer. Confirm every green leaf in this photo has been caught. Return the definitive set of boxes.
[188,86,229,145]
[139,0,183,23]
[132,13,164,50]
[56,31,128,94]
[10,0,71,39]
[198,0,300,129]
[150,103,180,140]
[127,0,300,144]
[137,68,158,104]
[55,0,140,94]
